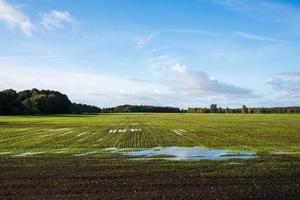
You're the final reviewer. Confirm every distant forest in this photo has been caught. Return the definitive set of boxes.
[102,105,181,113]
[188,104,300,114]
[0,89,299,115]
[0,89,101,115]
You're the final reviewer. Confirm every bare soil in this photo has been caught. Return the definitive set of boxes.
[0,158,299,200]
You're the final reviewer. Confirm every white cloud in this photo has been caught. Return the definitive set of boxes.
[133,33,156,47]
[0,0,33,36]
[267,72,300,99]
[0,67,164,107]
[162,64,256,98]
[0,64,259,108]
[41,10,72,31]
[234,31,285,43]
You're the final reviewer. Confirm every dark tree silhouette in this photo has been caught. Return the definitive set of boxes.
[0,89,101,115]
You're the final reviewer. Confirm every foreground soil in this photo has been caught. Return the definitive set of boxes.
[0,157,299,200]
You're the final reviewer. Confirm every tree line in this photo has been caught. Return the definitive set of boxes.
[102,104,182,113]
[0,89,102,115]
[1,89,299,115]
[188,104,300,114]
[0,89,181,115]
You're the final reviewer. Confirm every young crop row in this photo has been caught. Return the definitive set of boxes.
[0,114,299,153]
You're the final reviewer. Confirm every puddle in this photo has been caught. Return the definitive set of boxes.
[13,152,43,157]
[55,148,70,153]
[77,132,88,137]
[121,146,256,161]
[130,128,141,132]
[104,147,118,152]
[172,129,186,135]
[109,129,119,133]
[73,152,98,157]
[109,128,142,133]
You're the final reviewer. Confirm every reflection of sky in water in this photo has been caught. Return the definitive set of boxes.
[122,146,256,161]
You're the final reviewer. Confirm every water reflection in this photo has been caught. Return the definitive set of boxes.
[121,146,256,160]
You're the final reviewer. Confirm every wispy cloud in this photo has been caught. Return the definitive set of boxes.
[0,0,33,36]
[165,28,223,37]
[234,31,285,43]
[133,33,156,47]
[145,48,184,69]
[40,10,72,31]
[212,0,300,33]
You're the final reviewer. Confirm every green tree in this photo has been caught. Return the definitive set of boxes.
[242,105,248,114]
[210,104,218,113]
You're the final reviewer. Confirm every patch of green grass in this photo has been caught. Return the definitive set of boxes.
[0,113,299,154]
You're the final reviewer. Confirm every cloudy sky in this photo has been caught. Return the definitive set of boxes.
[0,0,300,108]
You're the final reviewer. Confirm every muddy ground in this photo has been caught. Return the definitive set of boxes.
[0,157,299,200]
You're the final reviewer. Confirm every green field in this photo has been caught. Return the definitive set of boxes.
[1,113,300,199]
[0,113,299,155]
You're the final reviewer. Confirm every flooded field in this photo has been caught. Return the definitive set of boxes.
[121,146,256,160]
[0,146,258,161]
[0,114,299,199]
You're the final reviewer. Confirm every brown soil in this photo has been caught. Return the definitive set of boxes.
[0,159,299,200]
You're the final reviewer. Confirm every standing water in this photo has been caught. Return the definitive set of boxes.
[121,146,256,160]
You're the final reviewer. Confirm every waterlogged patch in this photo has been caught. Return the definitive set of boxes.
[13,152,43,157]
[104,147,119,153]
[73,152,98,157]
[121,146,256,161]
[219,152,253,157]
[110,129,118,133]
[130,128,142,132]
[172,129,186,135]
[109,128,142,133]
[55,148,70,153]
[60,131,74,136]
[0,152,12,155]
[109,129,125,133]
[77,132,88,137]
[118,129,126,133]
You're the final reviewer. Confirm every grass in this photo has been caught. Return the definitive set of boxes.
[0,113,299,155]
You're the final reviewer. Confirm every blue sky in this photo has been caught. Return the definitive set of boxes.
[0,0,300,108]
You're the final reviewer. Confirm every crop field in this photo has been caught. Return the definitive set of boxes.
[0,114,300,199]
[0,113,300,154]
